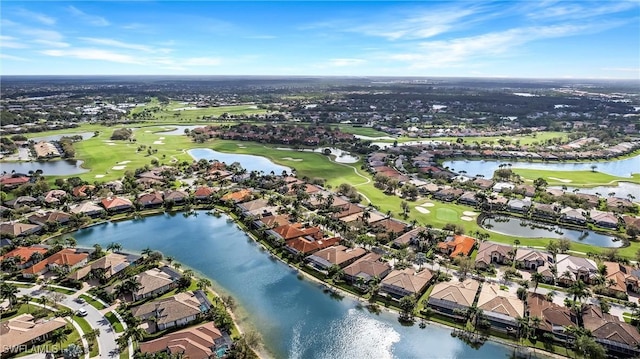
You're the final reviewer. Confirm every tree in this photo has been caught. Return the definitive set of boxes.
[107,242,123,252]
[197,278,212,291]
[50,328,69,346]
[21,294,32,313]
[531,272,544,293]
[124,325,146,343]
[398,295,416,322]
[62,343,84,359]
[0,282,18,308]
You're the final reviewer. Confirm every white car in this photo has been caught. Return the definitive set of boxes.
[76,308,88,317]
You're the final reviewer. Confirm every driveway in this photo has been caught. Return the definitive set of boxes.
[17,285,121,358]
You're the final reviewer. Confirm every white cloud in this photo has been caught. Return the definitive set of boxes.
[33,39,70,48]
[14,8,56,25]
[0,35,29,49]
[183,57,223,66]
[79,37,154,52]
[21,28,64,42]
[527,1,639,21]
[0,53,30,61]
[68,6,110,26]
[328,58,366,67]
[41,48,141,64]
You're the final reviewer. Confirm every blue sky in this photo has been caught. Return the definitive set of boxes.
[1,1,639,78]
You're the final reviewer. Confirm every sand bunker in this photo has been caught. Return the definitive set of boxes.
[144,131,151,133]
[95,175,105,178]
[117,161,131,165]
[282,157,303,162]
[548,177,572,183]
[421,202,435,207]
[106,143,116,146]
[153,141,165,145]
[460,216,474,221]
[112,166,126,170]
[463,211,478,216]
[159,137,165,140]
[415,207,431,214]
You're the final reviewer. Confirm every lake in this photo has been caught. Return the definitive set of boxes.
[548,182,640,203]
[0,159,87,176]
[72,213,516,359]
[276,147,360,163]
[188,148,291,174]
[29,132,95,142]
[444,154,640,178]
[482,216,622,247]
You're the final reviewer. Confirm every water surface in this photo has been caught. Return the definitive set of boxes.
[188,148,291,174]
[73,213,515,359]
[482,216,622,247]
[0,159,87,176]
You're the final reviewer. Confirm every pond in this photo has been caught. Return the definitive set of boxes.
[154,125,201,135]
[481,216,623,247]
[72,213,516,359]
[0,159,87,176]
[188,148,291,174]
[444,154,640,178]
[276,147,359,163]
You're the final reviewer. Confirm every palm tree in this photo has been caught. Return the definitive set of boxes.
[197,278,212,291]
[107,242,123,252]
[124,325,146,343]
[0,282,18,308]
[50,328,69,346]
[21,294,32,313]
[531,272,544,293]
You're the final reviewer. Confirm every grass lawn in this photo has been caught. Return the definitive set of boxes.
[105,311,124,333]
[80,294,107,310]
[47,286,77,295]
[334,125,389,137]
[133,100,270,122]
[514,169,640,186]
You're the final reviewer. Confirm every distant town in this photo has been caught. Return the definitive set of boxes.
[1,76,640,359]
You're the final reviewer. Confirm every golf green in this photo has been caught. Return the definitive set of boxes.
[436,208,459,222]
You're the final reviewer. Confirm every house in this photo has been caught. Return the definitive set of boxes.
[380,268,432,298]
[268,223,322,241]
[343,253,392,285]
[221,189,252,203]
[43,189,67,205]
[132,266,182,301]
[236,198,271,217]
[437,235,476,259]
[492,182,515,193]
[576,193,600,208]
[581,304,640,357]
[458,191,478,206]
[474,241,513,269]
[332,203,365,219]
[514,184,536,197]
[101,197,134,212]
[428,279,480,317]
[590,210,619,229]
[72,185,95,198]
[256,214,291,228]
[603,261,638,294]
[532,202,558,218]
[473,178,494,190]
[28,211,71,226]
[371,218,408,235]
[284,236,340,256]
[527,293,574,340]
[560,207,587,225]
[5,196,37,209]
[137,192,164,208]
[69,252,141,281]
[163,190,189,204]
[70,201,106,217]
[392,227,426,248]
[433,188,465,202]
[22,248,89,277]
[0,314,67,354]
[0,246,48,269]
[193,186,216,202]
[506,198,532,214]
[0,223,42,237]
[0,176,30,190]
[515,248,553,270]
[138,321,231,359]
[306,245,367,270]
[131,290,211,333]
[607,197,635,212]
[477,283,524,332]
[555,254,598,284]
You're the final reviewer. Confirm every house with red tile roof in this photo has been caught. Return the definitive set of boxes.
[0,246,48,269]
[193,186,216,202]
[23,248,89,277]
[137,192,164,208]
[437,235,476,258]
[72,185,95,198]
[306,245,367,270]
[381,268,433,298]
[0,176,30,189]
[221,189,252,203]
[268,223,322,241]
[101,197,134,212]
[138,321,230,359]
[285,236,341,255]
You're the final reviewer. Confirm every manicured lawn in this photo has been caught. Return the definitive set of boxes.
[47,286,77,295]
[427,131,569,146]
[334,125,389,137]
[80,294,107,310]
[134,100,270,122]
[105,311,124,333]
[514,169,640,186]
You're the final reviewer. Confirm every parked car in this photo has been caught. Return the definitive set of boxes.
[75,297,86,304]
[76,308,88,317]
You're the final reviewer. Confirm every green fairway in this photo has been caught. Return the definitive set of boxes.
[133,100,270,122]
[514,169,640,186]
[435,208,458,222]
[334,125,389,137]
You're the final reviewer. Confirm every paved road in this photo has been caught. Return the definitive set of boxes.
[17,285,121,358]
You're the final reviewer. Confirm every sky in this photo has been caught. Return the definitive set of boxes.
[1,1,639,78]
